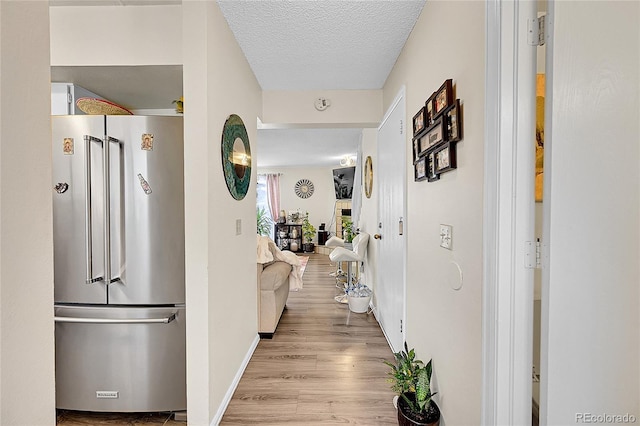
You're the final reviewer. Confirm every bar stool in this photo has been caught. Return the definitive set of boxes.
[325,235,345,278]
[329,232,370,303]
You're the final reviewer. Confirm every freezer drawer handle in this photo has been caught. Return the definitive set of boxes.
[54,313,177,324]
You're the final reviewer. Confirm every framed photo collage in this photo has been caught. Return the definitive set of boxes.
[412,79,463,182]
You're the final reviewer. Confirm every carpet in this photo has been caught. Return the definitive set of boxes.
[298,256,309,276]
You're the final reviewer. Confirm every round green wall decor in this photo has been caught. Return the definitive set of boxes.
[221,114,252,200]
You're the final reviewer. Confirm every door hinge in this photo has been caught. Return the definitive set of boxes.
[524,239,542,269]
[400,119,404,135]
[400,319,403,333]
[527,15,546,46]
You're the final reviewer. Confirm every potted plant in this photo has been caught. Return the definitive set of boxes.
[301,212,316,252]
[342,217,354,243]
[384,342,440,426]
[257,207,272,236]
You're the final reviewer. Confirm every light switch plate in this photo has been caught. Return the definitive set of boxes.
[440,224,452,249]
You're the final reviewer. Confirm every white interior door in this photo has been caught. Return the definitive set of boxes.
[376,87,406,353]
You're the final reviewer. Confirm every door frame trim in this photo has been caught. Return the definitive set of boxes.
[482,1,537,424]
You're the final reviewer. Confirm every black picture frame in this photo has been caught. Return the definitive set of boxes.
[418,117,445,156]
[425,93,435,128]
[414,156,427,182]
[434,141,457,174]
[444,99,462,142]
[412,107,426,137]
[412,138,421,163]
[427,151,439,182]
[433,79,453,118]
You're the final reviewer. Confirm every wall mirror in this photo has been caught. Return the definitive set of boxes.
[221,114,251,200]
[364,155,373,198]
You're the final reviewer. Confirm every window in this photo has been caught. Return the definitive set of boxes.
[256,175,273,236]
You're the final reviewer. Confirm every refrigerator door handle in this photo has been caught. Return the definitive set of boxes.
[54,313,177,324]
[84,135,104,285]
[104,136,122,285]
[102,134,111,287]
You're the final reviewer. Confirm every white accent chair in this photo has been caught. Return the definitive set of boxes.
[329,232,370,302]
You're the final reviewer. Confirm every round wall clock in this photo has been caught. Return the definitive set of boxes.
[221,114,251,200]
[294,179,314,199]
[364,156,373,198]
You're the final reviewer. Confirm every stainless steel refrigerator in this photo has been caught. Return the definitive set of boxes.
[52,115,186,412]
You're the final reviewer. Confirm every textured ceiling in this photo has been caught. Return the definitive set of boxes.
[218,0,425,91]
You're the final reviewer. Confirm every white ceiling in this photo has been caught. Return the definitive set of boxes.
[49,0,426,168]
[256,127,363,168]
[217,0,425,91]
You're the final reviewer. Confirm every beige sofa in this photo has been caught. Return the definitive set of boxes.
[257,261,292,338]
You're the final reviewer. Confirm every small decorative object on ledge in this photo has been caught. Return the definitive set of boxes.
[412,78,463,183]
[76,98,133,115]
[172,96,184,114]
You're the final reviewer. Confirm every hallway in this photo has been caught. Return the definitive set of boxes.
[221,253,397,424]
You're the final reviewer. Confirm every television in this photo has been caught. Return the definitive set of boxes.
[333,166,355,200]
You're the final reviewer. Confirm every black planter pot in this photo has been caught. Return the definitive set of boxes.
[397,393,440,426]
[303,242,315,253]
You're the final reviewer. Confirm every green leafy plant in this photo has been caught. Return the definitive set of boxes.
[342,217,354,243]
[301,212,316,243]
[384,342,439,424]
[257,207,272,236]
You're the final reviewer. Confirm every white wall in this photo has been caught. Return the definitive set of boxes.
[262,90,382,126]
[383,1,485,424]
[0,2,56,425]
[543,2,639,423]
[182,2,262,424]
[49,5,182,66]
[258,166,337,240]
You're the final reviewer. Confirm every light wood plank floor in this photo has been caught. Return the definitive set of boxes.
[57,253,397,425]
[220,253,397,425]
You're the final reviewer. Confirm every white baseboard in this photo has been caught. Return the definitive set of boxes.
[210,334,260,426]
[371,303,395,353]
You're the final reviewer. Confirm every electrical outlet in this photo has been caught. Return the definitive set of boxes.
[440,224,452,249]
[236,219,242,235]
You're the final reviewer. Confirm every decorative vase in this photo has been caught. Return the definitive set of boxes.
[290,241,299,251]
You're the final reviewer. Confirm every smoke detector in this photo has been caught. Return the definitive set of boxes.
[314,97,331,111]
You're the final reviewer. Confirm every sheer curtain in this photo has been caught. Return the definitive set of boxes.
[266,173,281,222]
